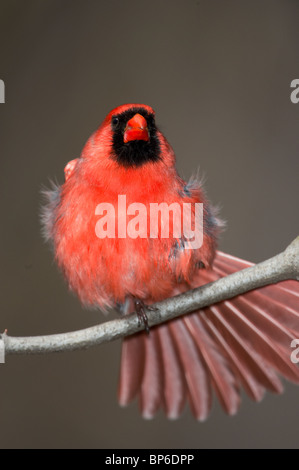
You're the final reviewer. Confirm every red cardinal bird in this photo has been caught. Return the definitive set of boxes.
[42,103,299,420]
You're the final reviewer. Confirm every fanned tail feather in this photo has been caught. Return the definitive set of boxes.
[156,324,186,419]
[118,250,299,419]
[168,317,212,421]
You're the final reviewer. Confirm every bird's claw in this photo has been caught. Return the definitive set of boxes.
[134,299,157,335]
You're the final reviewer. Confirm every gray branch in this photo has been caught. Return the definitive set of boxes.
[2,236,299,356]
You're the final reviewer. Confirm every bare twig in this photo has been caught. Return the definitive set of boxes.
[2,236,299,356]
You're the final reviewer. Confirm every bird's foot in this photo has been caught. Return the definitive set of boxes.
[134,299,158,335]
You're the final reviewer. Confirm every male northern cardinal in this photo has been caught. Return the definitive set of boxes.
[42,103,299,420]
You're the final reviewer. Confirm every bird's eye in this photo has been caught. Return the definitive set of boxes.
[112,117,119,126]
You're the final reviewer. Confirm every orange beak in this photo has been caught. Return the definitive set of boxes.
[123,113,149,143]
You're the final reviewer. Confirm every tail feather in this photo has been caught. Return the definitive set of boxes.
[207,305,284,394]
[184,313,241,415]
[169,318,212,421]
[215,256,299,315]
[222,300,299,384]
[139,329,164,419]
[201,311,266,401]
[118,333,146,406]
[277,280,299,296]
[232,296,296,352]
[216,252,298,296]
[156,324,186,419]
[214,260,299,337]
[118,250,299,419]
[244,291,299,337]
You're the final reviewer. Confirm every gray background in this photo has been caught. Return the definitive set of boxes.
[0,0,299,449]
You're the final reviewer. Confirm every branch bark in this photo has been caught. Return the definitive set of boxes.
[2,236,299,356]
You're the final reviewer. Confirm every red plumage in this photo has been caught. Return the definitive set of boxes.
[42,103,299,420]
